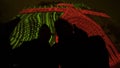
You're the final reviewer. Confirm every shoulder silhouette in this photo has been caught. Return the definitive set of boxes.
[11,24,56,68]
[54,18,109,68]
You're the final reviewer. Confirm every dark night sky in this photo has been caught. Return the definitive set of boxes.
[0,0,120,23]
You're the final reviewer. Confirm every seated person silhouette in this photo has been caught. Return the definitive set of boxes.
[54,18,109,68]
[12,24,57,68]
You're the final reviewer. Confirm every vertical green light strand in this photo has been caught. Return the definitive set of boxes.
[10,24,18,47]
[36,12,42,39]
[24,14,32,41]
[28,13,36,41]
[21,14,32,42]
[32,13,39,39]
[12,20,21,48]
[45,12,53,45]
[10,14,27,48]
[16,14,27,47]
[10,14,26,48]
[49,12,56,46]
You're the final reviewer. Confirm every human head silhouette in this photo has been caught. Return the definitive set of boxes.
[54,18,73,39]
[73,24,88,41]
[38,24,51,42]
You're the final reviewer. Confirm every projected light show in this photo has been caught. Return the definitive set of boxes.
[0,1,120,68]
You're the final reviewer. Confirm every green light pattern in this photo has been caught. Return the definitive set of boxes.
[10,12,63,49]
[10,3,90,49]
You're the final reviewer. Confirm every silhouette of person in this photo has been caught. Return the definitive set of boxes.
[12,24,57,68]
[0,17,20,68]
[86,35,109,68]
[73,23,109,68]
[53,18,109,68]
[54,18,76,68]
